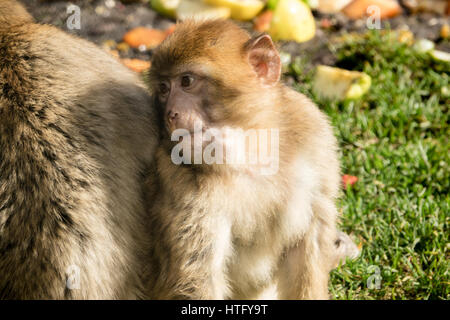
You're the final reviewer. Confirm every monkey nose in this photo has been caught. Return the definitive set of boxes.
[167,110,179,123]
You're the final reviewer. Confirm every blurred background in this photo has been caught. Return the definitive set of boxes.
[19,0,449,300]
[20,0,450,72]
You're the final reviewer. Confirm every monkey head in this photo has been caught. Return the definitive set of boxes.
[149,20,283,174]
[149,19,282,136]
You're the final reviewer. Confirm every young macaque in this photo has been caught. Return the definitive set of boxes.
[0,1,157,299]
[146,19,354,300]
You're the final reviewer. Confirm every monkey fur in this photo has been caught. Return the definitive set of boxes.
[0,0,157,299]
[0,2,358,300]
[146,20,355,300]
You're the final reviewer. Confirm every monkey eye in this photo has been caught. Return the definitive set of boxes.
[181,75,195,88]
[159,82,170,96]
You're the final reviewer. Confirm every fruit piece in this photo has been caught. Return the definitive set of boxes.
[203,0,264,21]
[304,0,319,9]
[342,175,358,189]
[165,24,177,36]
[441,24,449,39]
[313,65,372,100]
[253,10,273,32]
[273,0,318,8]
[150,0,180,18]
[123,27,167,49]
[320,18,333,29]
[402,0,448,15]
[269,0,316,43]
[121,59,151,73]
[279,51,291,72]
[430,50,450,63]
[176,0,231,20]
[266,0,279,9]
[357,242,363,251]
[396,29,414,45]
[116,42,130,53]
[343,0,402,20]
[316,0,352,13]
[102,39,117,50]
[412,39,435,53]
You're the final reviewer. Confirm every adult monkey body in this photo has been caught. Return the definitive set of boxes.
[0,1,157,299]
[147,20,352,300]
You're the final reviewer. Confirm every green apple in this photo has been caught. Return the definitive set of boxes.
[266,0,279,10]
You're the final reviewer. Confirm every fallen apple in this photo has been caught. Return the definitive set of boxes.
[430,50,450,63]
[316,0,352,13]
[269,0,316,43]
[266,0,279,10]
[305,0,319,9]
[176,0,231,20]
[203,0,264,21]
[313,65,372,100]
[150,0,180,18]
[412,39,435,54]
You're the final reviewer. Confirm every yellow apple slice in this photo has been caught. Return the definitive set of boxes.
[176,0,231,20]
[203,0,264,21]
[313,65,372,100]
[269,0,316,43]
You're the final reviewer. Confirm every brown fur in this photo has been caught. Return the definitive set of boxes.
[146,20,347,299]
[0,1,157,299]
[0,0,33,25]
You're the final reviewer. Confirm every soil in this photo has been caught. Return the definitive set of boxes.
[20,0,450,66]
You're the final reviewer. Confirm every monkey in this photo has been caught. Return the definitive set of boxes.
[0,0,32,24]
[145,19,356,300]
[0,0,158,299]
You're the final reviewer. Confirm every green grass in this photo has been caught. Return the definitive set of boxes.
[288,31,449,300]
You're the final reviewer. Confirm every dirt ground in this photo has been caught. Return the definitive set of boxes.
[20,0,450,66]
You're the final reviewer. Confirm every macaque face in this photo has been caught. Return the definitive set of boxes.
[152,32,282,138]
[156,70,207,135]
[152,63,234,137]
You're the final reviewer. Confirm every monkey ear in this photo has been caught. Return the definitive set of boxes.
[245,34,281,85]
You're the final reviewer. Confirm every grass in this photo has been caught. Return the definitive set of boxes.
[288,30,449,300]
